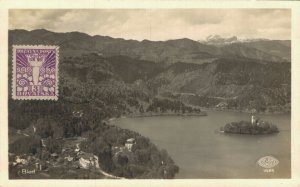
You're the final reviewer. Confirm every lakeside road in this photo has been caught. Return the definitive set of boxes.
[96,167,124,179]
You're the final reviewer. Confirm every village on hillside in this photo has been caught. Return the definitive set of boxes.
[9,111,137,179]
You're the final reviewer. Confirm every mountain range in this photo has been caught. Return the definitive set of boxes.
[9,29,291,113]
[9,29,291,64]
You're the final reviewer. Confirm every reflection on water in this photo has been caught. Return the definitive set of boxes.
[114,110,291,178]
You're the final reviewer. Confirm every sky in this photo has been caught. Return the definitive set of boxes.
[9,9,291,41]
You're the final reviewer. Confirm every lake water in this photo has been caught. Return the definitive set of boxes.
[114,110,291,179]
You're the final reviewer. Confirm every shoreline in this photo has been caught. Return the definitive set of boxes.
[126,112,207,118]
[105,112,207,123]
[198,107,291,115]
[106,108,290,123]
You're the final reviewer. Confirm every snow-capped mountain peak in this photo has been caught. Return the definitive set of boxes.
[200,35,269,46]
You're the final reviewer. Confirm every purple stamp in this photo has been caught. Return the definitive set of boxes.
[12,45,59,100]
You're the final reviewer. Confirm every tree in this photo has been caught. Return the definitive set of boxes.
[47,138,62,154]
[97,142,115,172]
[139,105,144,113]
[117,154,129,166]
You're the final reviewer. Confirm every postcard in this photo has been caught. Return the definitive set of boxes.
[1,0,300,187]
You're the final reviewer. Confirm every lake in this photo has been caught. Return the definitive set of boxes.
[114,110,291,179]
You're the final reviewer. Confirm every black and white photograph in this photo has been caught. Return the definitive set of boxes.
[7,8,292,179]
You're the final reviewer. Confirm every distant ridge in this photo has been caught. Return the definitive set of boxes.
[9,29,291,64]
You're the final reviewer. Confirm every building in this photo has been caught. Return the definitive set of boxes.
[50,153,59,160]
[251,115,259,126]
[35,162,43,171]
[64,155,74,162]
[33,125,36,134]
[78,152,99,169]
[216,102,228,109]
[40,139,47,148]
[75,143,80,152]
[15,156,28,165]
[125,138,136,152]
[72,110,83,118]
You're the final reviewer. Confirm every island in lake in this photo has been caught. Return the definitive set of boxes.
[221,116,279,134]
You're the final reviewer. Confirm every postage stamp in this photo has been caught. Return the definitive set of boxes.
[12,45,59,100]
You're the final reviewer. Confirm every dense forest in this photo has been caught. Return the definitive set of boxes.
[151,58,290,113]
[146,98,201,114]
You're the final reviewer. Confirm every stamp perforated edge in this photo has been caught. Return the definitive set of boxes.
[11,45,59,100]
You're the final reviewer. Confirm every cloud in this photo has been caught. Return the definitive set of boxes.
[165,10,225,25]
[9,9,291,41]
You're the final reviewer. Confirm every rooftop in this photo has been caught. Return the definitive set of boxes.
[126,138,135,143]
[79,152,95,160]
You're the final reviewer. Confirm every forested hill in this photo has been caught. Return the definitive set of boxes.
[9,29,291,114]
[152,58,290,113]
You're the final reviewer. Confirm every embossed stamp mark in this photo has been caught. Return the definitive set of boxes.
[12,45,59,100]
[257,156,279,172]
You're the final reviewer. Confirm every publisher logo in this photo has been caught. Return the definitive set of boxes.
[257,156,279,172]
